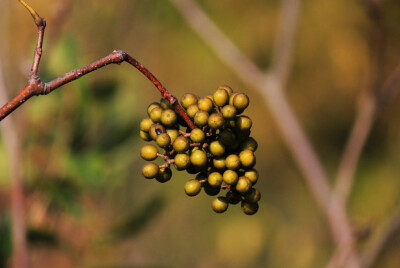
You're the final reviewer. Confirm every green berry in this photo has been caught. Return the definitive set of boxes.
[240,137,258,152]
[156,133,171,148]
[186,104,199,118]
[166,129,179,143]
[190,128,205,143]
[236,176,252,193]
[149,124,166,140]
[239,149,256,168]
[213,88,229,106]
[218,85,233,95]
[209,140,225,157]
[147,102,161,116]
[140,130,152,141]
[212,197,229,213]
[190,149,207,167]
[208,172,223,187]
[236,116,252,131]
[184,179,202,196]
[241,201,259,215]
[194,110,209,127]
[223,170,239,185]
[149,106,163,123]
[219,129,236,146]
[161,109,178,127]
[232,93,249,111]
[142,163,159,179]
[198,97,213,112]
[225,154,240,170]
[212,157,226,170]
[156,167,172,183]
[244,168,259,185]
[181,93,198,109]
[173,136,190,153]
[140,118,154,132]
[174,153,190,170]
[140,144,158,161]
[221,105,237,119]
[208,113,224,129]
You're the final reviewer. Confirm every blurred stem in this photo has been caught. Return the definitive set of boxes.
[169,1,359,267]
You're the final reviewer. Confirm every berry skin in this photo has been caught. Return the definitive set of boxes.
[156,167,172,183]
[212,197,229,213]
[161,109,178,127]
[213,88,229,107]
[190,128,205,143]
[218,85,233,94]
[149,106,163,123]
[186,104,199,118]
[232,93,249,111]
[208,113,224,129]
[236,116,252,131]
[140,118,154,132]
[198,97,213,112]
[160,98,173,110]
[244,188,261,203]
[142,163,159,179]
[241,201,259,215]
[221,105,237,119]
[181,93,198,109]
[225,154,240,170]
[229,92,239,106]
[219,129,236,146]
[156,133,171,148]
[204,182,221,196]
[209,140,225,157]
[173,136,190,153]
[174,154,190,170]
[223,170,239,185]
[194,110,209,127]
[140,144,158,161]
[208,172,223,187]
[190,150,207,167]
[236,176,252,193]
[239,149,256,168]
[184,179,202,196]
[244,168,259,185]
[226,190,242,204]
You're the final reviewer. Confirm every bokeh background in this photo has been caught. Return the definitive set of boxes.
[0,0,400,267]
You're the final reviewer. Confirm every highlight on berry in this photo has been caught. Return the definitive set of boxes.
[139,85,260,215]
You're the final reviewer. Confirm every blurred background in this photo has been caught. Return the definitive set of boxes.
[0,0,400,267]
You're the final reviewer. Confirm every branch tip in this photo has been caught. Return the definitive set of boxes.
[18,0,45,27]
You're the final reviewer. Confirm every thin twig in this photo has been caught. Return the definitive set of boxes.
[169,1,359,267]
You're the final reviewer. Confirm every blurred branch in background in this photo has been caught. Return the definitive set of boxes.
[0,39,29,268]
[169,0,359,267]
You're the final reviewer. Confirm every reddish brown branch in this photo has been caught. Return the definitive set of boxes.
[0,50,196,129]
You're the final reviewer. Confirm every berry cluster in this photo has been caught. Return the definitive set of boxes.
[139,85,260,215]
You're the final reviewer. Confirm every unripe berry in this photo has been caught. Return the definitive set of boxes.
[173,136,190,153]
[212,157,226,170]
[213,88,229,106]
[142,163,159,179]
[174,153,190,170]
[161,109,177,127]
[149,107,163,123]
[208,172,223,187]
[239,149,256,168]
[184,179,202,196]
[147,102,161,116]
[160,98,173,110]
[166,129,179,144]
[208,113,224,129]
[236,116,252,131]
[225,154,240,170]
[140,130,152,141]
[190,149,207,167]
[219,129,236,146]
[149,124,166,140]
[223,170,239,185]
[218,85,233,95]
[236,176,252,193]
[190,128,205,143]
[204,182,221,196]
[140,118,154,132]
[209,140,225,157]
[198,97,213,112]
[194,110,209,127]
[226,190,242,204]
[240,137,258,152]
[212,197,229,213]
[221,105,237,119]
[241,201,259,215]
[244,168,259,185]
[244,188,261,203]
[181,93,198,109]
[232,93,249,111]
[186,104,199,118]
[156,133,171,148]
[140,144,158,161]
